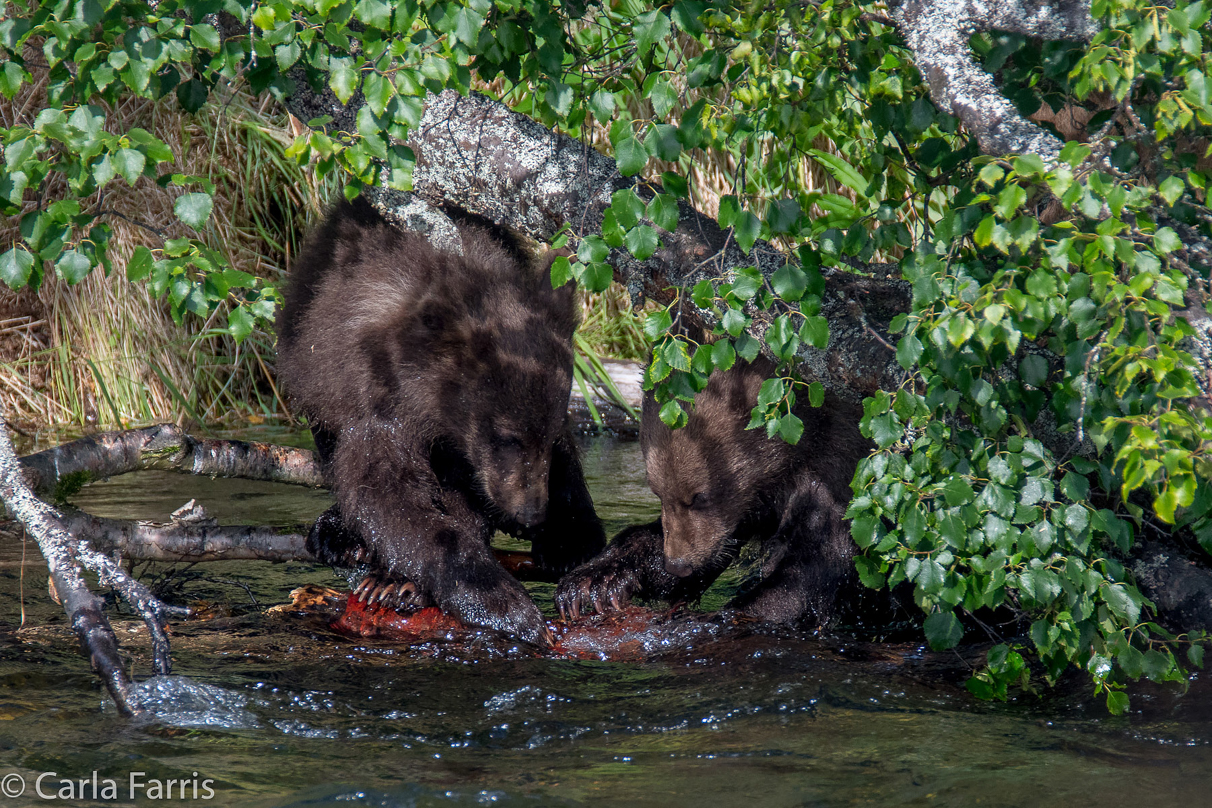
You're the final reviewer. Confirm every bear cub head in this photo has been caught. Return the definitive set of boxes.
[640,359,789,577]
[404,239,578,527]
[640,356,865,579]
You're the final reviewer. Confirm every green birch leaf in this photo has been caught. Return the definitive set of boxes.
[615,137,648,176]
[808,148,867,196]
[114,148,145,184]
[126,245,154,281]
[174,192,213,228]
[924,611,963,650]
[0,247,34,289]
[624,225,659,260]
[55,249,92,284]
[634,10,670,58]
[734,211,760,254]
[330,57,359,104]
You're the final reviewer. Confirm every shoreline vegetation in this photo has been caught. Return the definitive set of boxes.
[0,86,656,436]
[0,49,844,436]
[0,85,333,432]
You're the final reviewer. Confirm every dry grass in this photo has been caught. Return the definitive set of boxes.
[0,61,337,431]
[576,283,651,361]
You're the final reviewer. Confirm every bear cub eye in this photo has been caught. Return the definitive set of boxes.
[688,492,709,510]
[495,435,524,456]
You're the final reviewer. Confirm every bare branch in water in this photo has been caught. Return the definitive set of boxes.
[54,509,315,563]
[19,424,325,500]
[0,411,183,716]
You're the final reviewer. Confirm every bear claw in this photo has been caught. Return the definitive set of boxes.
[352,575,429,612]
[555,568,639,621]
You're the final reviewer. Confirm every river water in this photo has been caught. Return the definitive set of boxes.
[0,432,1210,806]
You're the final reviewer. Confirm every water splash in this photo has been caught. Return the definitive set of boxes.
[552,608,724,661]
[125,675,261,729]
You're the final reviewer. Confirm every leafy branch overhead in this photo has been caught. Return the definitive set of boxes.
[888,0,1101,163]
[1,0,1212,715]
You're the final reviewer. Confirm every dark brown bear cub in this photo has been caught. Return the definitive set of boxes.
[278,198,605,645]
[556,355,871,629]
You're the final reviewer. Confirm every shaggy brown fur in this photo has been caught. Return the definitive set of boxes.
[556,356,872,629]
[278,199,605,645]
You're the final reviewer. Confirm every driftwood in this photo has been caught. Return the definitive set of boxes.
[19,424,324,500]
[55,508,313,564]
[6,366,644,585]
[0,417,321,712]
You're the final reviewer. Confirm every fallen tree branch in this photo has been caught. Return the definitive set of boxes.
[1132,542,1212,632]
[55,509,314,563]
[47,567,135,712]
[19,424,325,501]
[888,0,1101,163]
[28,506,553,581]
[0,411,185,715]
[401,90,908,401]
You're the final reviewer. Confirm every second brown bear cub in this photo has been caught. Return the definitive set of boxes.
[556,356,871,629]
[278,199,605,645]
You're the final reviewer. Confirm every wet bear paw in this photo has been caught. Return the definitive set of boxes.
[448,576,555,648]
[306,505,369,569]
[554,563,642,620]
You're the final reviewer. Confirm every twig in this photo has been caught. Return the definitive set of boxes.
[846,298,896,352]
[93,210,167,238]
[206,577,260,607]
